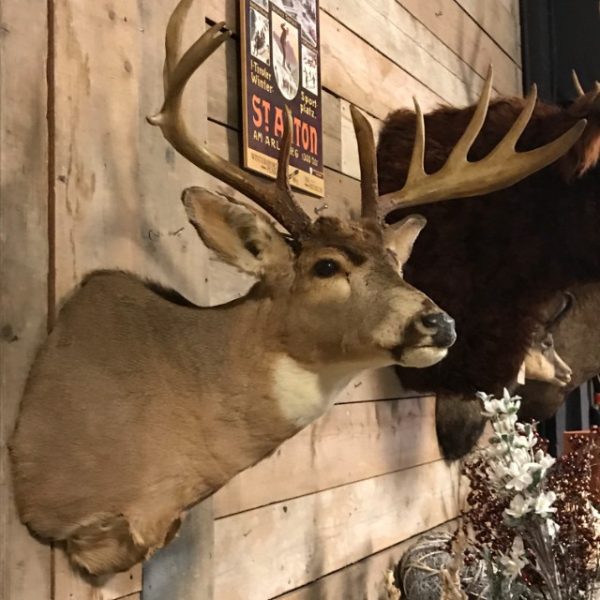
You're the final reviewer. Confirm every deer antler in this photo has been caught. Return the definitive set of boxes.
[349,105,379,219]
[148,0,311,238]
[572,69,586,97]
[378,67,587,220]
[572,69,600,97]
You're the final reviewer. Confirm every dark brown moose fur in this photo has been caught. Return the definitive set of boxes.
[377,88,600,459]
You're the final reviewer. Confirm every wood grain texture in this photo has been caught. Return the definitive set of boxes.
[143,499,214,600]
[278,521,456,600]
[0,1,52,599]
[452,0,521,64]
[213,460,462,600]
[51,0,229,310]
[399,0,522,95]
[214,396,440,518]
[321,0,482,106]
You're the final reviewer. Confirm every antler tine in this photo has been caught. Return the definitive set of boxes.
[349,105,379,219]
[148,0,311,238]
[404,98,426,187]
[445,65,493,170]
[276,107,294,194]
[377,67,587,219]
[571,69,585,97]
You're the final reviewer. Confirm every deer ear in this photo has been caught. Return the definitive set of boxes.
[182,187,292,276]
[384,215,427,269]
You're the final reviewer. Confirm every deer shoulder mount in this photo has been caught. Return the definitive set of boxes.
[9,0,585,577]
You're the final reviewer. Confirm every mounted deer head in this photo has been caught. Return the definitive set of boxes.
[523,293,574,387]
[10,0,582,578]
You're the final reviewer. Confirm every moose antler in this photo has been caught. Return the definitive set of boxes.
[148,0,311,238]
[374,67,587,220]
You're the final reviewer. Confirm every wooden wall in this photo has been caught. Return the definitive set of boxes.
[0,0,522,598]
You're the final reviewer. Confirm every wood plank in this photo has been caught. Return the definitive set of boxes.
[399,0,522,95]
[52,0,219,310]
[143,499,214,600]
[321,0,483,106]
[214,395,440,518]
[452,0,521,64]
[214,460,462,600]
[54,555,141,600]
[0,1,52,599]
[277,521,456,600]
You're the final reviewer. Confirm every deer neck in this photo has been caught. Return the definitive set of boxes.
[269,354,382,429]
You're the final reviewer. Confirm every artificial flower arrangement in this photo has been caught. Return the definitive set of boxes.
[395,390,600,600]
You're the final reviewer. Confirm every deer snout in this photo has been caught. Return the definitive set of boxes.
[419,311,457,348]
[554,357,573,387]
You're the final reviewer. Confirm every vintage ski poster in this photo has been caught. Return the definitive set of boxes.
[240,0,324,197]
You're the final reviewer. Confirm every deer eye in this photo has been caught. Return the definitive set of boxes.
[312,259,340,278]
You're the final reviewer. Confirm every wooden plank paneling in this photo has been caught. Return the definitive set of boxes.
[321,0,481,105]
[52,0,223,310]
[278,521,456,600]
[399,0,522,95]
[214,460,462,600]
[0,1,52,599]
[453,0,521,64]
[214,396,440,518]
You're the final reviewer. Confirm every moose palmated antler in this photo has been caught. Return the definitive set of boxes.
[377,67,587,220]
[148,0,311,238]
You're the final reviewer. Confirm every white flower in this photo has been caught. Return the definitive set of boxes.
[534,450,556,471]
[505,494,533,519]
[504,461,536,491]
[533,491,557,517]
[481,397,506,418]
[498,535,528,579]
[513,428,537,450]
[546,518,560,539]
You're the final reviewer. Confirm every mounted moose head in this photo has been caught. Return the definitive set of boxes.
[377,71,597,459]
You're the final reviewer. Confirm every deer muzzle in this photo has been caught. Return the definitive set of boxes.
[418,311,457,348]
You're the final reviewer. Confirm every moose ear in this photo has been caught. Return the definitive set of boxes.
[384,215,427,269]
[182,187,292,276]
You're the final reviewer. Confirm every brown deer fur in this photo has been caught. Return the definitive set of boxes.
[377,88,600,458]
[10,189,453,575]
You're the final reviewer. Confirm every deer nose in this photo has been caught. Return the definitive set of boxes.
[420,312,457,348]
